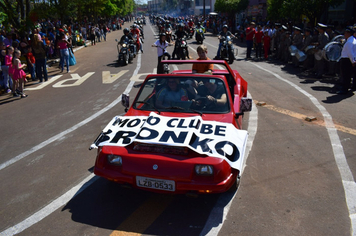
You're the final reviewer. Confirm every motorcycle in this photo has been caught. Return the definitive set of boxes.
[218,36,235,64]
[187,27,195,39]
[157,46,170,74]
[195,28,205,44]
[132,33,141,54]
[166,28,173,43]
[115,38,135,65]
[174,37,188,60]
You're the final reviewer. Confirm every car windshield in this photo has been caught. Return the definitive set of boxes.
[133,76,230,114]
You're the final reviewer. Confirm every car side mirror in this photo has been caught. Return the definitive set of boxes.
[240,97,252,113]
[122,93,129,112]
[234,97,252,118]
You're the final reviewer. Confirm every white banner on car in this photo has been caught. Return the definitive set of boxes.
[95,112,248,170]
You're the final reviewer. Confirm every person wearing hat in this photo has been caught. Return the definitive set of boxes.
[314,23,330,78]
[301,28,314,70]
[277,25,288,60]
[326,25,337,40]
[245,22,256,59]
[292,26,303,67]
[282,31,292,62]
[334,27,356,94]
[326,24,339,75]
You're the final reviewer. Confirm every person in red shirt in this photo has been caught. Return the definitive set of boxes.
[188,19,194,28]
[130,25,142,53]
[263,31,271,59]
[26,45,36,81]
[255,25,264,59]
[245,22,256,59]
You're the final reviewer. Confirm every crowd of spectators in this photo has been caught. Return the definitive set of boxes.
[0,16,133,96]
[201,15,355,82]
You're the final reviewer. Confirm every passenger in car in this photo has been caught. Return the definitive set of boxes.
[184,79,199,99]
[192,45,214,74]
[155,78,188,108]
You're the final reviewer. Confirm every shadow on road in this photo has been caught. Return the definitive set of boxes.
[62,176,235,235]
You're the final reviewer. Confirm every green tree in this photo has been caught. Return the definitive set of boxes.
[0,0,32,31]
[267,0,344,24]
[0,0,135,31]
[214,0,249,14]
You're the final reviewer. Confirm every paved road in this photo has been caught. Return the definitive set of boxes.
[0,20,355,236]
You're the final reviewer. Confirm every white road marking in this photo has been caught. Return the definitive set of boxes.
[25,75,63,91]
[249,62,356,236]
[102,70,129,84]
[202,92,258,236]
[0,174,98,236]
[0,54,142,235]
[52,72,95,88]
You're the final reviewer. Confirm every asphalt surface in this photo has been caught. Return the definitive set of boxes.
[0,20,355,236]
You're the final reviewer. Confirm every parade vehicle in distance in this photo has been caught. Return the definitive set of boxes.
[90,60,252,195]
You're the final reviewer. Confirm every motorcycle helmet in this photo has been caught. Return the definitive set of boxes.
[223,25,228,29]
[197,22,201,27]
[160,33,166,37]
[123,28,129,34]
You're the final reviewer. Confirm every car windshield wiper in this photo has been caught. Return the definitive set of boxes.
[167,106,203,116]
[135,101,161,114]
[166,106,184,110]
[188,108,203,116]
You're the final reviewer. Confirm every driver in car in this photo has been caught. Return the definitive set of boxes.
[195,79,227,109]
[155,78,188,109]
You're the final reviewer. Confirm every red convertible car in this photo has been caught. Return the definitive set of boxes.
[91,60,252,195]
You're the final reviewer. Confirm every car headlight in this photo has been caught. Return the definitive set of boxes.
[195,165,214,176]
[107,154,122,166]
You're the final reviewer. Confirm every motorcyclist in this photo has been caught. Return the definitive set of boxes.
[172,23,189,59]
[188,19,195,29]
[131,24,143,53]
[119,28,133,44]
[195,22,205,40]
[216,25,235,59]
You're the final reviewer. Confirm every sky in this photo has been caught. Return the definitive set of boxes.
[136,0,148,4]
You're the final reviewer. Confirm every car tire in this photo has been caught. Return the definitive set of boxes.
[228,177,240,192]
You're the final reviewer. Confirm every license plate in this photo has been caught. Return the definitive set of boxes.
[136,176,175,192]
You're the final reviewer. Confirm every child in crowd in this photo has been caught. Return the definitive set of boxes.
[3,46,14,93]
[26,46,36,81]
[12,49,27,98]
[263,31,271,60]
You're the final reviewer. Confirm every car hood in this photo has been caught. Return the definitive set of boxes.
[91,112,248,171]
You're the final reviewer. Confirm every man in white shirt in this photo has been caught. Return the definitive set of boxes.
[336,26,356,94]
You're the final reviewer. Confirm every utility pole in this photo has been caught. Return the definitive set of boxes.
[203,0,206,19]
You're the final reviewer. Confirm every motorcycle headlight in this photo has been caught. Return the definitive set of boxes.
[228,41,232,45]
[122,44,127,47]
